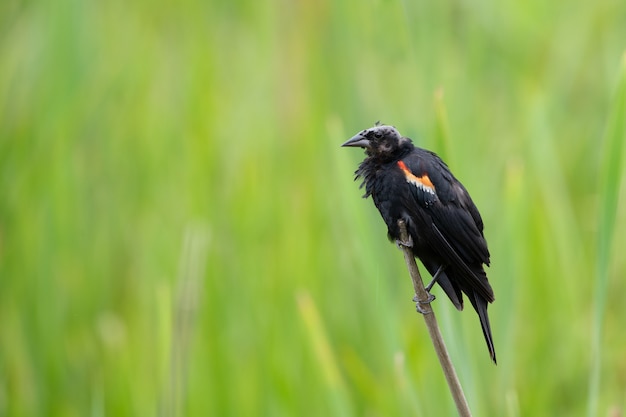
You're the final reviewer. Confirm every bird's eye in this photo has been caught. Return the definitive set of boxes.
[374,131,383,139]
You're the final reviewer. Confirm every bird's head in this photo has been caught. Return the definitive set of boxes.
[341,124,412,159]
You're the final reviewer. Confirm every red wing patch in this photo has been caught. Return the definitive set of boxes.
[397,161,436,195]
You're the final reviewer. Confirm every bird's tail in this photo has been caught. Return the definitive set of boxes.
[470,291,497,364]
[436,271,463,311]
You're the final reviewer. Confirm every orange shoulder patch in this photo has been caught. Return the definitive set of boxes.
[397,161,436,193]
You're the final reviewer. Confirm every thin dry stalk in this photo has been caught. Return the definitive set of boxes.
[397,220,472,417]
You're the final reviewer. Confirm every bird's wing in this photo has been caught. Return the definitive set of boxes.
[395,160,439,207]
[398,153,493,301]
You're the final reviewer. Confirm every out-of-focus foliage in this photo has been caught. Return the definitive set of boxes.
[1,0,625,415]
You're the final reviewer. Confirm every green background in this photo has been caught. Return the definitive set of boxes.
[1,0,626,415]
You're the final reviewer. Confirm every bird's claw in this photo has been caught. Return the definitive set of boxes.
[395,235,413,249]
[413,293,435,315]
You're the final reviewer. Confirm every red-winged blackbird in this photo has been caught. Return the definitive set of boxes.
[342,124,496,364]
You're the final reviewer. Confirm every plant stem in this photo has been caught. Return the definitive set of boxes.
[398,220,472,417]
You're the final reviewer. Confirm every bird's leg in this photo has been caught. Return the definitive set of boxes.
[411,265,445,314]
[425,265,446,292]
[395,233,413,249]
[411,265,444,302]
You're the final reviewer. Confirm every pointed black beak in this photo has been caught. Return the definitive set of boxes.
[341,133,371,148]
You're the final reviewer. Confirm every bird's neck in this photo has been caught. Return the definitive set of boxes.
[365,143,414,164]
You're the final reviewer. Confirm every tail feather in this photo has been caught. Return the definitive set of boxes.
[469,290,497,364]
[435,271,464,311]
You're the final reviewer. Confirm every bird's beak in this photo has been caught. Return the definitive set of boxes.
[341,134,371,148]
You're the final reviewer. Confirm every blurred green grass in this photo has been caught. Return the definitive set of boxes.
[1,0,626,415]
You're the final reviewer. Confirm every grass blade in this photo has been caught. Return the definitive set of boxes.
[587,52,626,417]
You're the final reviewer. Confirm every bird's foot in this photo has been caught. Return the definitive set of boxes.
[413,293,436,315]
[395,234,413,249]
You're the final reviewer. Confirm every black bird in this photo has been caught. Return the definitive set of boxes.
[342,124,496,363]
